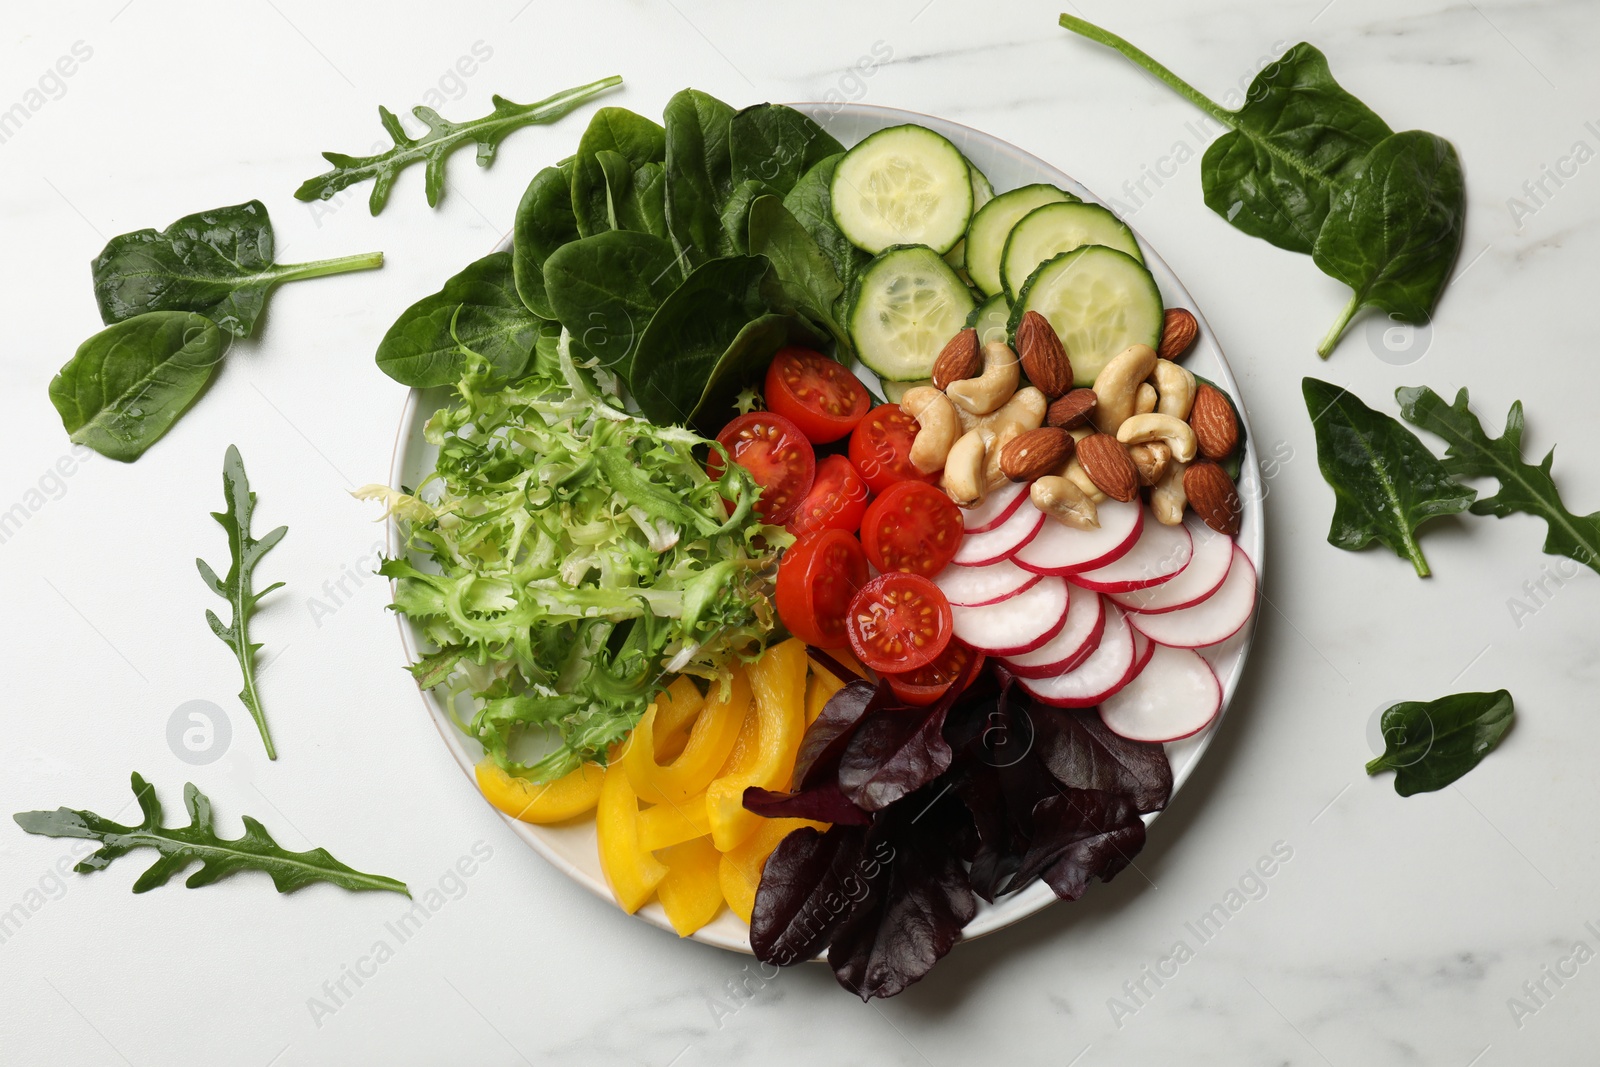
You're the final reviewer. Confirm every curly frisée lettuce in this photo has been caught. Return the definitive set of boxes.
[365,335,785,782]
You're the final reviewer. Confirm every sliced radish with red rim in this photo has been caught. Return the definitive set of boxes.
[1013,499,1142,575]
[1070,518,1193,593]
[950,501,1045,567]
[1000,583,1106,678]
[1015,603,1135,708]
[933,557,1041,608]
[950,576,1069,656]
[1098,645,1221,742]
[1127,547,1257,648]
[961,481,1028,534]
[1112,515,1233,614]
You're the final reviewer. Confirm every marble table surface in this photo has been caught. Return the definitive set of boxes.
[2,1,1597,1064]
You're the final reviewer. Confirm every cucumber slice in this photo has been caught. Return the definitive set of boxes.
[849,245,978,381]
[964,183,1078,296]
[1000,201,1143,299]
[1009,246,1163,387]
[831,125,974,255]
[966,291,1010,346]
[881,378,933,403]
[943,163,995,270]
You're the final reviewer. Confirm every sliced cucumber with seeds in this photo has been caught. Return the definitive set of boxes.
[1009,246,1163,387]
[882,378,933,403]
[966,291,1011,346]
[831,126,974,256]
[849,245,978,381]
[1001,201,1143,299]
[944,163,995,270]
[964,183,1078,296]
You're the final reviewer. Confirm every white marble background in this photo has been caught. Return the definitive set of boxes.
[1,0,1597,1064]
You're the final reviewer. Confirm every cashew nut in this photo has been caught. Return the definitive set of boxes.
[1150,359,1196,420]
[1135,382,1158,415]
[966,388,1047,490]
[1031,475,1099,530]
[1091,344,1158,434]
[941,428,991,508]
[1116,412,1198,464]
[1129,441,1171,487]
[1151,459,1187,526]
[946,340,1020,416]
[901,386,960,474]
[1062,455,1106,504]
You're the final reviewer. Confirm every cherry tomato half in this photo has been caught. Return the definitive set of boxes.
[763,348,871,443]
[885,640,985,707]
[848,404,938,496]
[845,572,953,674]
[776,530,870,649]
[859,480,965,577]
[708,412,816,526]
[786,455,872,538]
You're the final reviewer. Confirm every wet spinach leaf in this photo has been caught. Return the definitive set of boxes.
[375,252,539,387]
[1367,690,1515,796]
[663,89,737,269]
[543,230,681,379]
[730,103,844,195]
[512,162,578,319]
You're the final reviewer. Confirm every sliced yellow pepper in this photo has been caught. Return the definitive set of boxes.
[806,669,844,727]
[474,759,605,824]
[595,758,667,914]
[636,796,711,852]
[623,668,750,806]
[706,639,808,851]
[656,836,724,936]
[652,676,705,762]
[718,816,828,924]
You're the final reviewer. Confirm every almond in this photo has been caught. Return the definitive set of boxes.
[1014,311,1073,398]
[1184,461,1241,536]
[999,427,1075,482]
[1046,388,1098,430]
[1159,307,1199,362]
[931,328,982,389]
[1074,433,1139,503]
[1189,383,1239,460]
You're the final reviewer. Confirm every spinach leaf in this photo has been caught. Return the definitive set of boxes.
[1398,386,1600,575]
[570,107,666,237]
[783,153,870,309]
[92,200,383,338]
[1366,690,1514,796]
[15,773,408,895]
[663,89,737,269]
[512,162,578,319]
[695,314,825,432]
[596,153,670,239]
[49,311,224,462]
[296,76,621,214]
[747,195,852,358]
[1302,376,1475,577]
[730,103,844,195]
[1312,131,1467,356]
[720,178,783,254]
[543,230,681,379]
[375,251,539,387]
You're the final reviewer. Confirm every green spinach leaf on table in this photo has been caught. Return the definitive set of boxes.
[1398,386,1600,575]
[783,153,870,313]
[375,251,540,387]
[1366,690,1514,796]
[543,230,682,380]
[569,107,666,238]
[1302,376,1475,577]
[730,103,845,195]
[512,161,578,319]
[663,89,738,269]
[49,311,224,462]
[747,195,853,359]
[92,200,383,338]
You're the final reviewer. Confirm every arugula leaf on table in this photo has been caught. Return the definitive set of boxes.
[1398,386,1600,575]
[295,76,622,214]
[663,89,738,269]
[512,161,579,319]
[375,251,541,387]
[15,773,408,895]
[1367,690,1515,796]
[568,107,666,238]
[198,445,287,760]
[729,103,844,196]
[49,311,224,462]
[91,200,383,338]
[542,230,682,380]
[1302,377,1475,577]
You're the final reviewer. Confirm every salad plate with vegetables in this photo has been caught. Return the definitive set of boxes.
[377,95,1262,998]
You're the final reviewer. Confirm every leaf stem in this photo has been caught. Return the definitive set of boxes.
[238,658,277,761]
[1317,292,1362,358]
[1404,535,1432,578]
[274,251,385,285]
[1058,14,1235,129]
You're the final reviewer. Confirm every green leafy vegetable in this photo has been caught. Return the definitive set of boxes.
[542,230,681,379]
[512,162,579,319]
[91,200,382,338]
[1366,690,1515,796]
[782,153,870,311]
[375,252,540,387]
[295,76,622,214]
[569,107,666,237]
[663,89,737,269]
[49,311,224,462]
[747,195,853,358]
[729,103,844,195]
[15,773,407,895]
[1302,377,1475,577]
[720,178,784,254]
[198,445,287,760]
[1398,386,1600,575]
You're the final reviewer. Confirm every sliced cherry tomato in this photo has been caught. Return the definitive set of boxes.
[885,640,985,707]
[786,455,872,538]
[848,404,938,496]
[763,348,871,443]
[845,572,952,674]
[859,480,965,577]
[775,530,869,649]
[708,412,816,525]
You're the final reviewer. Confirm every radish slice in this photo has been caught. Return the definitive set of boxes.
[1099,646,1221,742]
[951,576,1069,656]
[1127,547,1257,648]
[1130,626,1154,677]
[1012,499,1142,575]
[1112,515,1233,614]
[961,481,1028,533]
[1000,584,1106,678]
[1071,518,1193,593]
[1016,604,1135,707]
[933,558,1041,607]
[951,502,1045,567]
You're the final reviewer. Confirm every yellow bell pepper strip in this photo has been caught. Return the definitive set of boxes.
[623,668,750,806]
[636,796,712,852]
[718,816,828,923]
[474,758,605,824]
[706,639,809,851]
[652,676,705,761]
[656,836,724,936]
[806,669,844,727]
[596,759,667,914]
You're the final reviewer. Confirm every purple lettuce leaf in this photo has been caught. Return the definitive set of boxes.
[750,824,868,966]
[792,680,880,790]
[1010,788,1147,901]
[836,695,956,812]
[1034,709,1173,814]
[742,782,871,825]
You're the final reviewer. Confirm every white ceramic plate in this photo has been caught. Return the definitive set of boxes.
[387,103,1264,955]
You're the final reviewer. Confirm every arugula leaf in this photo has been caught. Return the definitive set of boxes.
[15,773,408,895]
[1398,386,1600,575]
[50,311,225,462]
[543,231,680,380]
[569,107,666,237]
[92,200,382,338]
[375,252,540,387]
[1302,377,1475,577]
[295,76,621,214]
[663,89,737,269]
[1366,690,1515,796]
[512,162,578,319]
[198,445,287,760]
[729,103,844,195]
